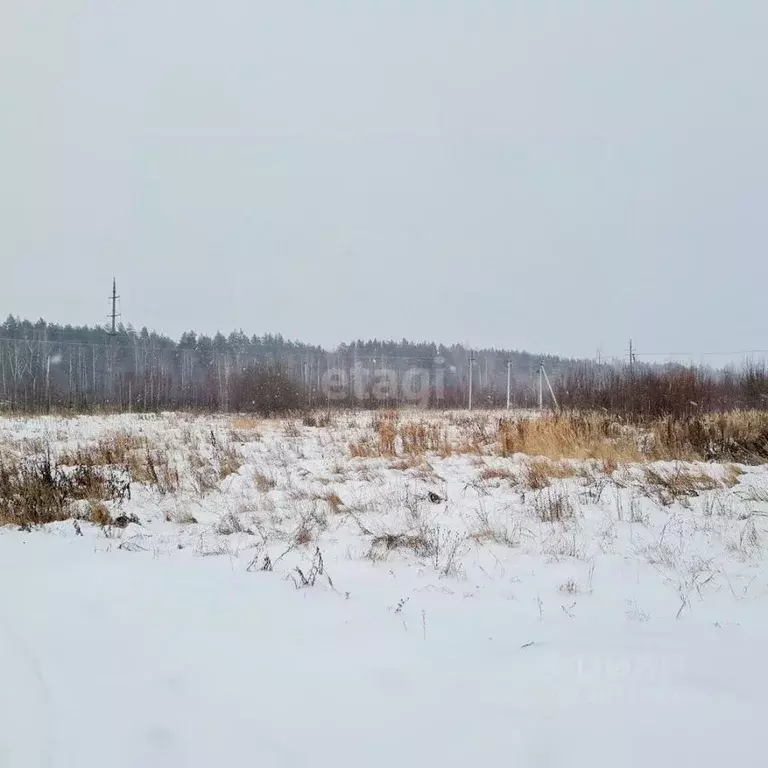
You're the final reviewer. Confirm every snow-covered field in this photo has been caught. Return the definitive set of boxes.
[2,411,768,767]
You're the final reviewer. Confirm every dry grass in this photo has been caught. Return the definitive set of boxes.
[650,411,768,463]
[58,431,179,495]
[640,465,722,506]
[129,450,180,494]
[724,464,745,488]
[322,491,344,512]
[376,411,397,456]
[89,500,114,527]
[370,531,433,558]
[253,471,277,492]
[308,490,344,512]
[0,455,128,527]
[348,437,380,458]
[470,507,524,547]
[283,421,301,438]
[558,578,581,595]
[524,461,552,490]
[165,508,198,525]
[294,520,316,546]
[189,452,219,496]
[217,444,242,481]
[231,416,262,431]
[350,412,451,459]
[369,524,467,576]
[496,411,768,464]
[533,489,576,522]
[521,459,578,490]
[0,458,70,526]
[390,455,428,471]
[478,466,517,483]
[58,431,148,467]
[230,416,263,443]
[399,421,451,456]
[498,415,643,462]
[302,411,335,428]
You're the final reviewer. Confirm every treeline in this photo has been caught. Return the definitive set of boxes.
[0,316,566,413]
[554,361,768,417]
[1,315,765,416]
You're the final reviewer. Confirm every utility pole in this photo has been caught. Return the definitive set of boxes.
[505,358,513,410]
[108,278,120,336]
[468,351,476,410]
[538,362,543,410]
[541,364,559,411]
[106,278,120,407]
[46,353,51,412]
[628,338,636,372]
[303,360,311,408]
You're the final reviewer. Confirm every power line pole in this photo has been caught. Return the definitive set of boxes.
[108,278,120,336]
[628,338,636,372]
[538,361,543,410]
[505,358,512,410]
[468,351,476,410]
[105,278,121,406]
[303,360,311,408]
[541,364,559,411]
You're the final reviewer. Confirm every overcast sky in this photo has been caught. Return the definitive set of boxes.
[2,1,766,363]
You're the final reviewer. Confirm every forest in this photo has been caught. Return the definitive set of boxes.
[0,315,764,416]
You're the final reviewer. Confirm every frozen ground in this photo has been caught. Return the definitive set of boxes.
[2,411,768,767]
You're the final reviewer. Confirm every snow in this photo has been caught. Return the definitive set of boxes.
[2,411,768,767]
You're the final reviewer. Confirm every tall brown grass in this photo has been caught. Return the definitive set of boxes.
[0,455,128,526]
[497,411,768,464]
[498,414,643,462]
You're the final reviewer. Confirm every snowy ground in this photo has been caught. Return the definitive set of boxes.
[2,411,768,767]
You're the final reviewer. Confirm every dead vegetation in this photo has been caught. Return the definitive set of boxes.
[723,464,745,488]
[58,431,148,467]
[229,416,263,443]
[470,506,525,548]
[3,411,765,590]
[640,465,723,507]
[370,531,435,559]
[399,421,451,456]
[58,432,179,494]
[498,415,644,462]
[479,466,517,483]
[130,450,180,494]
[0,454,129,527]
[498,411,768,464]
[315,491,344,512]
[89,500,114,526]
[389,454,433,473]
[345,409,768,466]
[520,459,578,490]
[533,489,576,523]
[350,411,451,459]
[217,443,242,480]
[368,524,467,576]
[302,411,335,428]
[253,470,277,492]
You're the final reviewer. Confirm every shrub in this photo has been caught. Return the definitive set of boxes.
[229,365,304,416]
[0,455,127,526]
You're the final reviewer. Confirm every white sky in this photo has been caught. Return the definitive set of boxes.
[2,1,766,362]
